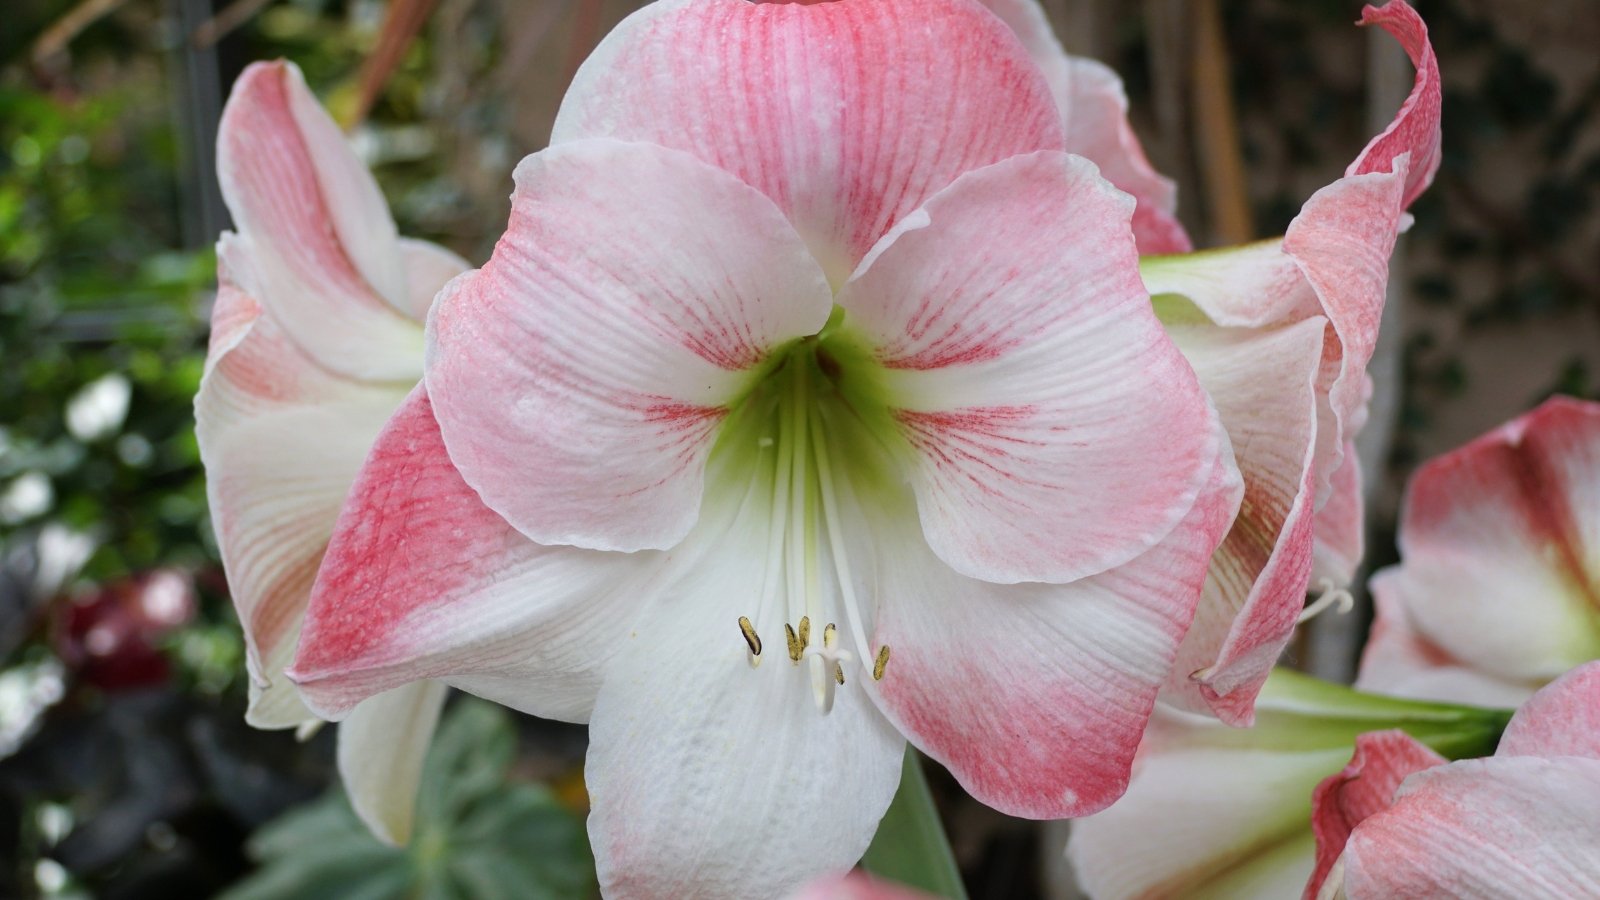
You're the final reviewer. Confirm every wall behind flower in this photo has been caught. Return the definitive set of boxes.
[0,0,1595,897]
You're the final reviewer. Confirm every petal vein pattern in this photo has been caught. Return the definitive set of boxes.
[425,139,834,553]
[551,0,1066,280]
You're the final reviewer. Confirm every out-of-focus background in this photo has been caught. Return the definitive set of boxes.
[0,1,1595,897]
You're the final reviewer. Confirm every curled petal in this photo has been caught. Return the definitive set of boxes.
[973,0,1191,254]
[1311,448,1365,588]
[1348,1,1441,209]
[1304,730,1444,900]
[552,0,1064,278]
[426,139,833,553]
[396,237,471,322]
[1162,319,1325,724]
[840,151,1220,584]
[216,60,424,380]
[869,449,1239,819]
[337,681,448,846]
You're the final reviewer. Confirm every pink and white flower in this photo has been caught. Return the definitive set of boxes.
[1066,668,1506,900]
[196,60,466,844]
[1310,661,1600,899]
[1359,396,1600,707]
[282,0,1242,895]
[1143,1,1439,723]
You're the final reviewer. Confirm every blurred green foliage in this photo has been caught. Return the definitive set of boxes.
[224,699,596,900]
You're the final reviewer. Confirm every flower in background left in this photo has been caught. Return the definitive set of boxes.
[194,59,466,845]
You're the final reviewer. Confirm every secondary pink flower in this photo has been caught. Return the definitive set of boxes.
[1358,396,1600,707]
[1143,1,1440,723]
[196,60,465,843]
[1067,668,1505,900]
[285,0,1237,895]
[1311,662,1600,899]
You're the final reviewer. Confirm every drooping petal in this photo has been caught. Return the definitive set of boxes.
[1304,730,1445,900]
[1161,319,1325,724]
[425,139,833,554]
[1355,570,1540,707]
[971,0,1191,254]
[288,388,658,723]
[582,477,905,900]
[1496,660,1600,759]
[1380,397,1600,686]
[1336,756,1600,900]
[1067,709,1332,900]
[1347,1,1441,210]
[838,151,1220,584]
[196,241,412,728]
[867,448,1239,819]
[216,61,424,380]
[337,680,449,846]
[551,0,1065,279]
[1311,447,1365,588]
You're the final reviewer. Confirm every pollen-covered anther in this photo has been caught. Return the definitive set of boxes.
[784,622,803,663]
[873,645,891,681]
[738,616,762,668]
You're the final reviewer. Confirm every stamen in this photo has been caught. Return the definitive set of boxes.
[738,616,762,667]
[784,623,803,663]
[823,622,837,649]
[1297,578,1355,625]
[872,645,891,681]
[808,403,874,666]
[833,662,846,685]
[797,615,811,649]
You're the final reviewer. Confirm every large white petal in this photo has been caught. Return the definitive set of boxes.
[337,680,448,846]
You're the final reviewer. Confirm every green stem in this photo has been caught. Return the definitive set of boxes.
[860,748,967,899]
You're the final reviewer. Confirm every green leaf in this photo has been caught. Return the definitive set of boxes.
[222,699,596,900]
[860,748,967,900]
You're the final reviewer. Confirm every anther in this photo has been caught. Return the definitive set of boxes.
[784,623,803,662]
[738,616,762,667]
[823,622,838,649]
[833,662,845,685]
[872,645,891,681]
[798,616,811,649]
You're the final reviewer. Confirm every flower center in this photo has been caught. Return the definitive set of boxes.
[714,307,900,714]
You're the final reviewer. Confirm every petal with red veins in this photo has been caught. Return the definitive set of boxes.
[1496,660,1600,759]
[216,61,423,380]
[1355,569,1540,707]
[1305,730,1445,900]
[839,151,1219,584]
[1338,756,1600,899]
[1161,319,1325,724]
[551,0,1065,279]
[868,448,1238,819]
[1311,448,1365,588]
[1348,1,1441,209]
[288,388,656,723]
[972,0,1191,254]
[1382,398,1600,686]
[337,680,448,846]
[425,139,833,554]
[196,242,412,728]
[788,874,936,900]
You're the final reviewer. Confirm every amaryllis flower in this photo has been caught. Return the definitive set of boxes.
[1067,669,1509,900]
[1141,1,1439,723]
[285,0,1239,895]
[1309,661,1600,899]
[1358,396,1600,708]
[195,60,467,843]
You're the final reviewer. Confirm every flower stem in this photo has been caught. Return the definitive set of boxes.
[860,747,968,900]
